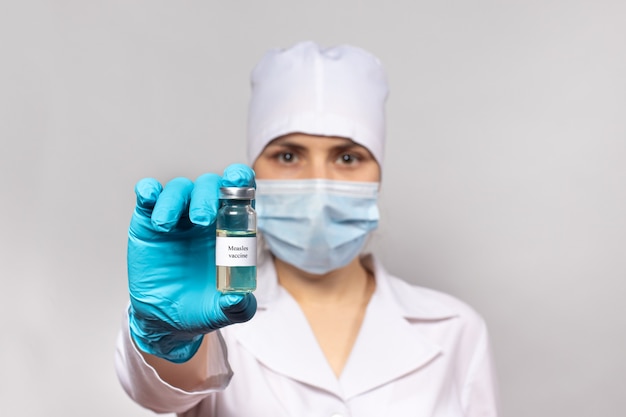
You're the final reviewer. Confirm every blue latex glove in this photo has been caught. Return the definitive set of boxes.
[127,164,257,363]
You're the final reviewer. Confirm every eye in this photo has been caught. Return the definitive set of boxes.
[336,152,360,165]
[276,151,298,164]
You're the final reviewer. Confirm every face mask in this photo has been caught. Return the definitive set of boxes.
[255,179,380,274]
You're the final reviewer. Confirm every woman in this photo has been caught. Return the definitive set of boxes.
[116,41,499,416]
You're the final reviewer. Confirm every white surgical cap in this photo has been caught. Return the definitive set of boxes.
[246,41,389,168]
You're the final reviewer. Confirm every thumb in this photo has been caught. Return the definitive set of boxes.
[219,293,257,324]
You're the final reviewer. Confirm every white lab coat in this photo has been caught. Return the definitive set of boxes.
[116,254,499,416]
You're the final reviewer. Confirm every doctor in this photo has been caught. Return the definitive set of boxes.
[116,41,499,416]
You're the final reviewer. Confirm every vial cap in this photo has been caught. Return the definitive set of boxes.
[219,187,255,199]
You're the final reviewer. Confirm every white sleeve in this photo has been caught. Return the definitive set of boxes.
[461,320,501,417]
[114,310,232,414]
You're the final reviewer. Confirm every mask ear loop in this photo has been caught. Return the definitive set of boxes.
[359,183,384,263]
[257,231,272,265]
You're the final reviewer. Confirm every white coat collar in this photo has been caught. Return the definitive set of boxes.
[230,252,458,400]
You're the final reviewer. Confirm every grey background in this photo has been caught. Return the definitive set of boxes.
[1,1,624,416]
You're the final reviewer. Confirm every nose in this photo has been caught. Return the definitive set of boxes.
[301,156,332,180]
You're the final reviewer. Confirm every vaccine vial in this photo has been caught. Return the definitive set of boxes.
[215,187,257,293]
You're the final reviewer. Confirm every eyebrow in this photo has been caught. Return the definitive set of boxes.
[267,138,365,151]
[332,142,367,152]
[264,140,308,152]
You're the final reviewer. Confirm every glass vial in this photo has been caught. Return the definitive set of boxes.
[215,187,257,293]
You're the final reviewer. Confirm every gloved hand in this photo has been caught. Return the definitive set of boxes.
[127,163,257,363]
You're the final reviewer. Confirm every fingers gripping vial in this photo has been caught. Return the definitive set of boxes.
[216,187,257,293]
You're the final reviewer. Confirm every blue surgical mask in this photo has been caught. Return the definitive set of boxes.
[255,179,380,274]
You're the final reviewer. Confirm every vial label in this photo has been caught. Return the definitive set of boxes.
[215,234,257,267]
[216,231,256,293]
